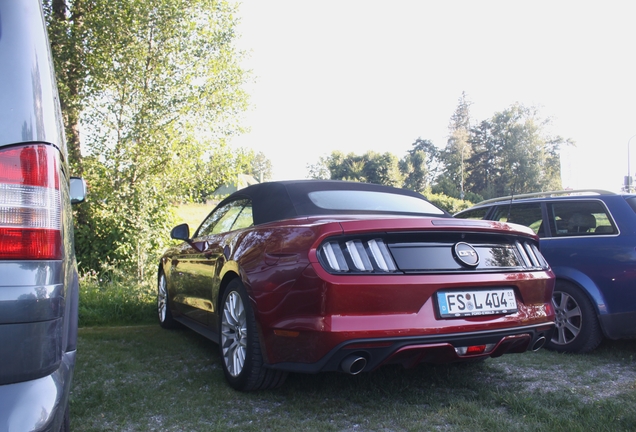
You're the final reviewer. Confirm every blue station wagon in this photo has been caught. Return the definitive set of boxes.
[456,190,636,353]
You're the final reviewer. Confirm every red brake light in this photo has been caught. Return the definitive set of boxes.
[0,145,60,188]
[0,145,62,260]
[466,345,487,355]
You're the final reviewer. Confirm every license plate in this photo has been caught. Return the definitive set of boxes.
[436,289,517,318]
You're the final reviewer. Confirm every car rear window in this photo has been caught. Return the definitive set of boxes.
[308,190,445,215]
[491,203,544,236]
[626,196,636,214]
[455,207,490,220]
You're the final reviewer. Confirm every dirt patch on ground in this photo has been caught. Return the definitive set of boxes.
[490,359,636,403]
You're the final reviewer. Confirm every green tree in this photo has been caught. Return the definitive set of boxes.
[43,0,88,175]
[466,104,568,199]
[248,151,273,182]
[188,144,254,203]
[314,151,403,186]
[364,152,403,186]
[307,155,331,180]
[188,147,273,203]
[400,138,441,193]
[400,149,428,193]
[50,0,249,280]
[437,92,473,199]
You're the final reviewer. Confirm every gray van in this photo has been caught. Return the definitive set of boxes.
[0,0,85,430]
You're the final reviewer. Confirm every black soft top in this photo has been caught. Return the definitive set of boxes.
[216,180,450,225]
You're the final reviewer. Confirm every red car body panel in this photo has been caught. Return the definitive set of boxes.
[235,218,554,366]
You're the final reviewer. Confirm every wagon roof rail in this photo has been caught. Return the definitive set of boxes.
[475,189,617,206]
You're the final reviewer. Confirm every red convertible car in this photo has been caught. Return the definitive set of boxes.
[158,180,555,391]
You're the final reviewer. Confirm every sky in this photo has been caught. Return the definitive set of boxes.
[230,1,636,192]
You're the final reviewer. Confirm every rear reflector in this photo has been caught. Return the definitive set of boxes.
[0,145,62,260]
[455,343,495,356]
[273,329,300,338]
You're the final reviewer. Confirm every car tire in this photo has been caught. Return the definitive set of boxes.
[547,280,603,353]
[158,271,178,329]
[220,278,287,391]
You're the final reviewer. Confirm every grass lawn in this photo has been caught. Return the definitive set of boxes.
[72,202,636,430]
[71,325,636,431]
[173,202,216,233]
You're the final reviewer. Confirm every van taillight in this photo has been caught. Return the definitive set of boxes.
[0,145,62,259]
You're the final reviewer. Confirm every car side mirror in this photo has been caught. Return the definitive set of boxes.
[170,223,190,241]
[70,177,87,204]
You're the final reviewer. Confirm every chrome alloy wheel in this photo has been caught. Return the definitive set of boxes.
[221,291,248,377]
[552,291,582,345]
[158,274,168,323]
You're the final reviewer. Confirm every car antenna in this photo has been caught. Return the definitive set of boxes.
[507,180,516,222]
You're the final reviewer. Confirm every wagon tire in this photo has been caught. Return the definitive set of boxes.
[220,279,287,391]
[547,280,602,353]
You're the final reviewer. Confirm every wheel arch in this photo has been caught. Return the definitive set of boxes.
[552,268,611,339]
[551,266,608,316]
[157,260,165,280]
[217,265,273,365]
[217,262,244,311]
[156,260,171,298]
[157,257,171,281]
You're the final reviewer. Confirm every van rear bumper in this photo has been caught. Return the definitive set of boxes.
[0,350,75,432]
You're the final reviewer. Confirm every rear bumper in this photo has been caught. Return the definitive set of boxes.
[267,323,555,374]
[0,260,78,431]
[600,311,636,340]
[0,261,69,384]
[0,350,75,432]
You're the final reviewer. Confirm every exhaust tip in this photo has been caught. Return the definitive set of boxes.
[532,336,546,352]
[341,355,367,375]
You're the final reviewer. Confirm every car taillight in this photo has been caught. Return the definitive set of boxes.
[515,241,549,270]
[0,144,62,260]
[319,238,398,273]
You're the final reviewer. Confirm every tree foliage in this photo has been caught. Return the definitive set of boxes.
[310,151,403,187]
[46,0,250,280]
[400,149,428,193]
[44,0,88,175]
[466,104,566,199]
[307,95,570,208]
[422,192,472,214]
[437,92,473,199]
[189,147,272,203]
[248,151,274,183]
[399,138,441,193]
[189,144,256,203]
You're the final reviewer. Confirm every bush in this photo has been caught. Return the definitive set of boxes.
[79,269,156,327]
[424,192,473,214]
[76,203,213,328]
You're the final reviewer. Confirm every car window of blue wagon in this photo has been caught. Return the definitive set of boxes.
[457,200,617,237]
